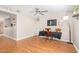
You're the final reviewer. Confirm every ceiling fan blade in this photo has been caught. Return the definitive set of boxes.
[41,13,44,15]
[33,8,48,15]
[41,10,48,12]
[39,12,44,15]
[35,8,39,11]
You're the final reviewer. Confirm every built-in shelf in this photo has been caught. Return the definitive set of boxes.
[72,14,79,20]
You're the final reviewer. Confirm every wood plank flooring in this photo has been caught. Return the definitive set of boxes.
[0,36,16,53]
[17,36,77,53]
[0,36,77,53]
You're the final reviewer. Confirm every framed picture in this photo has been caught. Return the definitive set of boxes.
[47,19,57,26]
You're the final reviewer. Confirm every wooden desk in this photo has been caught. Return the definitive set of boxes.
[39,31,62,40]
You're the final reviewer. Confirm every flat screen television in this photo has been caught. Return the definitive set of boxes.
[47,19,57,26]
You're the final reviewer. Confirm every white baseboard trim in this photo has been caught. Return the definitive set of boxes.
[73,44,79,53]
[17,35,37,40]
[60,39,68,42]
[3,34,16,40]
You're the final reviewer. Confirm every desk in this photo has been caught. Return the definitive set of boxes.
[39,31,62,39]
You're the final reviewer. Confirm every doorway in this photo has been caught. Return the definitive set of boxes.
[0,10,17,39]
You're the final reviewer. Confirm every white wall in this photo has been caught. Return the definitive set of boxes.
[0,7,38,40]
[73,18,79,50]
[0,8,17,39]
[0,6,75,42]
[17,13,37,40]
[0,16,4,34]
[16,12,73,42]
[37,12,73,42]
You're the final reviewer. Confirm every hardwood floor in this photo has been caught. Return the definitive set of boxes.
[0,36,16,53]
[17,36,77,53]
[0,36,77,53]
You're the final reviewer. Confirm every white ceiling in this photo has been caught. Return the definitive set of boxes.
[0,5,73,14]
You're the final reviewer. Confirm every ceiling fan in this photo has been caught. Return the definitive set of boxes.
[34,8,48,15]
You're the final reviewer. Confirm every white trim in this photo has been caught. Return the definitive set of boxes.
[3,34,16,40]
[17,35,36,40]
[73,44,79,53]
[0,7,17,15]
[60,39,68,42]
